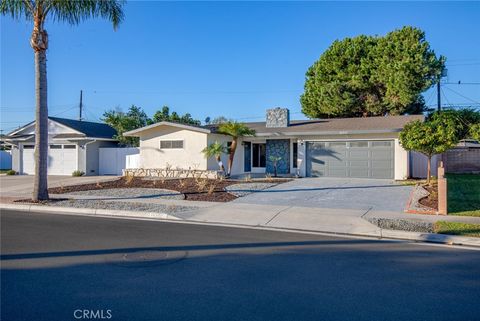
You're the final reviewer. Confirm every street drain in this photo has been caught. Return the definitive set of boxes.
[108,250,187,267]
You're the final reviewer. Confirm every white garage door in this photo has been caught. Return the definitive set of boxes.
[21,144,77,175]
[22,145,35,174]
[48,144,77,175]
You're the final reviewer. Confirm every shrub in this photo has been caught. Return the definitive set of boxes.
[6,169,16,175]
[72,170,85,177]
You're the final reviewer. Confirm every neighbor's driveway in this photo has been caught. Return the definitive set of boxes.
[233,177,412,213]
[0,175,118,202]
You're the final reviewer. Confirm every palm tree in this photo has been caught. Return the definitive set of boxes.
[1,0,124,201]
[202,141,227,173]
[218,122,255,176]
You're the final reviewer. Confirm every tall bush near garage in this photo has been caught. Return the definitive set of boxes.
[399,111,461,184]
[217,122,255,177]
[0,0,125,201]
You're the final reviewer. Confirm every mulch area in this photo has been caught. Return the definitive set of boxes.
[418,182,438,210]
[47,177,289,202]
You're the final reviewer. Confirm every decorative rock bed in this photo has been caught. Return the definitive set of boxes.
[367,217,435,233]
[66,188,185,200]
[224,182,277,197]
[47,199,197,214]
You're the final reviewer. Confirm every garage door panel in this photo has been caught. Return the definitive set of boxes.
[306,140,394,179]
[372,160,392,169]
[371,150,392,159]
[349,150,369,159]
[328,168,348,177]
[349,168,369,178]
[350,160,369,167]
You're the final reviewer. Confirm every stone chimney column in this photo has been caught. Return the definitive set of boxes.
[266,108,290,128]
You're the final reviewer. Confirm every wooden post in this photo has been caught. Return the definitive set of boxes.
[437,161,448,215]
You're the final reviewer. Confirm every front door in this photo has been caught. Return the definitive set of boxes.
[252,143,266,171]
[244,142,251,172]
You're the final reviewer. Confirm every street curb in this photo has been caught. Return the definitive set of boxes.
[1,203,479,248]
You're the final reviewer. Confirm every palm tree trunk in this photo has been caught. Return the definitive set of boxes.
[216,155,225,172]
[227,139,237,176]
[31,19,49,201]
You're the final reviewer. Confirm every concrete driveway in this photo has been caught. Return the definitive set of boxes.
[0,175,118,202]
[234,177,412,213]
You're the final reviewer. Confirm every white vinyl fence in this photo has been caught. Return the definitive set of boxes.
[0,150,12,170]
[99,147,139,175]
[410,151,440,178]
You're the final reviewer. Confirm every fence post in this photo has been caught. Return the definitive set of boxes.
[437,161,448,215]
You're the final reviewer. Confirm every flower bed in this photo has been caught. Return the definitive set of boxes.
[49,177,290,202]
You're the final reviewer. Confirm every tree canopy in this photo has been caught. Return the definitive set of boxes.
[152,106,201,126]
[103,105,149,146]
[301,26,445,118]
[399,111,462,183]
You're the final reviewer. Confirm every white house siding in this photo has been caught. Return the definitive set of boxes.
[138,126,209,170]
[84,140,118,175]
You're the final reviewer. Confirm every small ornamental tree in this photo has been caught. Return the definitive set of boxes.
[400,112,461,184]
[217,122,255,176]
[202,142,228,173]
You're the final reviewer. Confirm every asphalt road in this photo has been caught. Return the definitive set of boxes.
[1,210,480,321]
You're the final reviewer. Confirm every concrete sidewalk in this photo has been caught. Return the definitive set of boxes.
[177,203,381,236]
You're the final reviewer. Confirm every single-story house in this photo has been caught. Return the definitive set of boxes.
[5,117,118,175]
[124,108,423,180]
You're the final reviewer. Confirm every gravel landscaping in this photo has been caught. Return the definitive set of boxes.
[66,188,185,200]
[47,199,197,214]
[224,182,277,197]
[367,217,435,233]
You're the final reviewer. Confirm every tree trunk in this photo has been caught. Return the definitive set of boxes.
[227,139,237,176]
[426,156,431,185]
[31,19,49,201]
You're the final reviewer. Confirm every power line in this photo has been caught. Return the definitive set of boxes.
[443,86,480,105]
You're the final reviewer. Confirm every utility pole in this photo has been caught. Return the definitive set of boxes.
[437,81,441,112]
[79,90,83,121]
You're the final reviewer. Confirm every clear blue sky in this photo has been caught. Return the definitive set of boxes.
[1,1,479,133]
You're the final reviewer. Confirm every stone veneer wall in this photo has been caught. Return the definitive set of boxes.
[266,139,290,174]
[266,108,290,128]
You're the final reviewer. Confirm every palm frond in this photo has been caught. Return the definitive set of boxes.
[46,0,125,29]
[0,0,33,20]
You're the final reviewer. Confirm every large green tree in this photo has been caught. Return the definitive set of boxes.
[103,105,148,147]
[1,0,124,201]
[400,111,462,184]
[301,26,445,118]
[152,106,201,126]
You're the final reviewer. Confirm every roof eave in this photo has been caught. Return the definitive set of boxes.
[253,129,402,137]
[124,121,211,137]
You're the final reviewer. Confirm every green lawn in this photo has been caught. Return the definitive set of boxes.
[0,169,11,174]
[447,174,480,217]
[435,221,480,238]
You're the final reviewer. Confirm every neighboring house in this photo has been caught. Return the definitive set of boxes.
[125,108,423,180]
[5,117,118,175]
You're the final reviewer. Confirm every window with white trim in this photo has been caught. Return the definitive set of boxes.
[160,140,184,149]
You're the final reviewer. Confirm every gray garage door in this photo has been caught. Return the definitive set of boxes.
[306,140,394,179]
